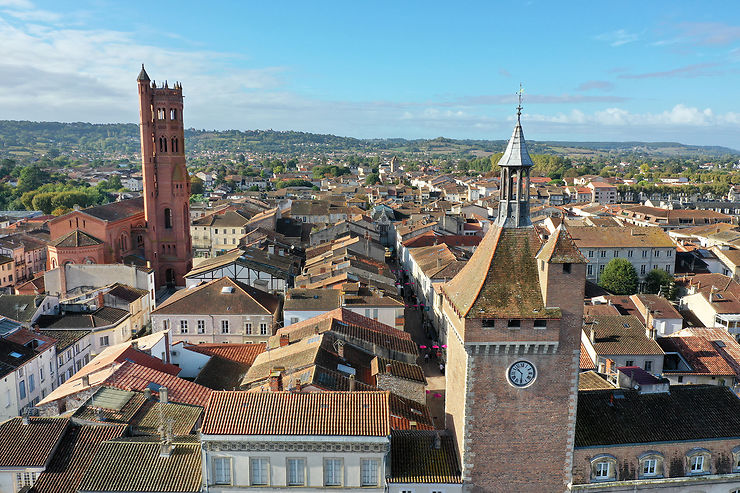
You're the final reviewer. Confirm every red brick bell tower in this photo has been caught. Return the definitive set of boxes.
[137,65,192,288]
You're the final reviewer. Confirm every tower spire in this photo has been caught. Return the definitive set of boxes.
[495,86,534,228]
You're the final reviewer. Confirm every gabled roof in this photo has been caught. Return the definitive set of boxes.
[78,438,201,493]
[105,361,212,407]
[184,342,265,365]
[49,230,103,248]
[79,197,144,222]
[0,417,68,467]
[443,226,554,319]
[36,306,130,330]
[590,315,664,356]
[153,277,280,316]
[202,390,390,436]
[31,424,126,493]
[576,385,740,447]
[536,225,586,264]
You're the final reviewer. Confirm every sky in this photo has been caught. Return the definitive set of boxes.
[1,0,740,148]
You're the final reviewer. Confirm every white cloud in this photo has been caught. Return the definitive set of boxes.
[526,104,737,128]
[595,29,639,47]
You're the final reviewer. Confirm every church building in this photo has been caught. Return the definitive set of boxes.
[47,66,192,288]
[441,103,587,491]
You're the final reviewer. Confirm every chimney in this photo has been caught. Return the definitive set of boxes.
[269,370,283,391]
[21,415,29,425]
[279,334,290,347]
[589,326,595,344]
[96,291,105,309]
[159,387,169,404]
[349,373,356,391]
[337,341,345,358]
[295,379,302,392]
[433,432,441,449]
[144,388,152,400]
[81,375,90,387]
[385,363,392,374]
[131,340,139,351]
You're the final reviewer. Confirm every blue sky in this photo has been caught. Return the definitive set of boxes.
[1,1,740,148]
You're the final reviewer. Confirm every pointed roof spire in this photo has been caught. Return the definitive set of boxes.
[497,85,533,168]
[137,64,150,82]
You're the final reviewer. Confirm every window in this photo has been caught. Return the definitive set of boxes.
[641,265,646,275]
[100,336,109,346]
[19,380,26,400]
[667,250,672,257]
[221,320,229,334]
[180,320,188,334]
[534,319,547,329]
[324,458,343,486]
[613,250,619,257]
[507,319,521,329]
[361,459,379,487]
[655,251,660,257]
[587,264,593,276]
[644,360,653,372]
[595,461,610,479]
[245,322,252,334]
[373,308,379,320]
[600,251,606,258]
[599,264,605,274]
[591,455,616,482]
[290,317,299,324]
[28,374,35,393]
[642,250,648,258]
[625,360,634,366]
[15,472,36,489]
[39,367,44,382]
[170,108,177,120]
[250,458,269,486]
[563,263,571,274]
[690,454,704,472]
[260,323,268,335]
[627,250,633,258]
[643,458,656,476]
[164,208,172,229]
[365,309,370,318]
[213,457,231,485]
[588,250,594,258]
[197,320,205,334]
[287,458,305,486]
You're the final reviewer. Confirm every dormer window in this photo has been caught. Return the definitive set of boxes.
[590,454,617,482]
[638,451,664,479]
[687,448,710,475]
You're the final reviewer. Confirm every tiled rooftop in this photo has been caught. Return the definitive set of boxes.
[0,417,68,467]
[202,390,390,436]
[389,430,462,484]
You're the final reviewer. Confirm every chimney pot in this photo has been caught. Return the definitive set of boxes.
[21,415,29,425]
[279,334,290,347]
[81,375,90,387]
[269,370,283,391]
[349,373,356,391]
[385,363,392,373]
[159,387,169,404]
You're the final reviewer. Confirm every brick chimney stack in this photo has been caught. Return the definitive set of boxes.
[96,291,105,309]
[269,370,283,391]
[279,334,290,347]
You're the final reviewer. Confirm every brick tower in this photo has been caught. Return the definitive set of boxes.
[441,103,587,491]
[137,65,192,287]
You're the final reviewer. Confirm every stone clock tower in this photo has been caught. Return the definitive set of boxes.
[441,104,586,491]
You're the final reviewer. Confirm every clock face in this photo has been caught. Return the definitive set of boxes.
[508,360,536,388]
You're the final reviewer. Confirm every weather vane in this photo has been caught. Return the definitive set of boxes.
[517,83,524,120]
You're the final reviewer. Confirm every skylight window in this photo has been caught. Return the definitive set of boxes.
[9,352,22,358]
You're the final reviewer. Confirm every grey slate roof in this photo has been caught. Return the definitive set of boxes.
[496,117,534,168]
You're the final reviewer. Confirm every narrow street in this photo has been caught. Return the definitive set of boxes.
[398,264,446,430]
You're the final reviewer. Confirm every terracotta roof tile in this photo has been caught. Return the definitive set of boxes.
[202,390,390,436]
[105,361,212,407]
[372,356,426,384]
[658,334,739,377]
[580,343,596,370]
[591,315,665,356]
[389,431,462,484]
[443,226,554,319]
[153,277,280,316]
[183,342,265,365]
[31,424,126,493]
[49,230,103,248]
[78,438,201,492]
[0,417,68,467]
[578,370,614,391]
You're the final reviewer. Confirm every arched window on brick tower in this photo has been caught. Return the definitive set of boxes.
[171,137,177,154]
[164,208,172,229]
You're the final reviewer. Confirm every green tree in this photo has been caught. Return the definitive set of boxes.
[599,258,639,295]
[365,173,380,185]
[644,269,677,299]
[190,176,204,195]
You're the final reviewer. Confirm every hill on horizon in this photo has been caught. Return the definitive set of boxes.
[0,120,737,160]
